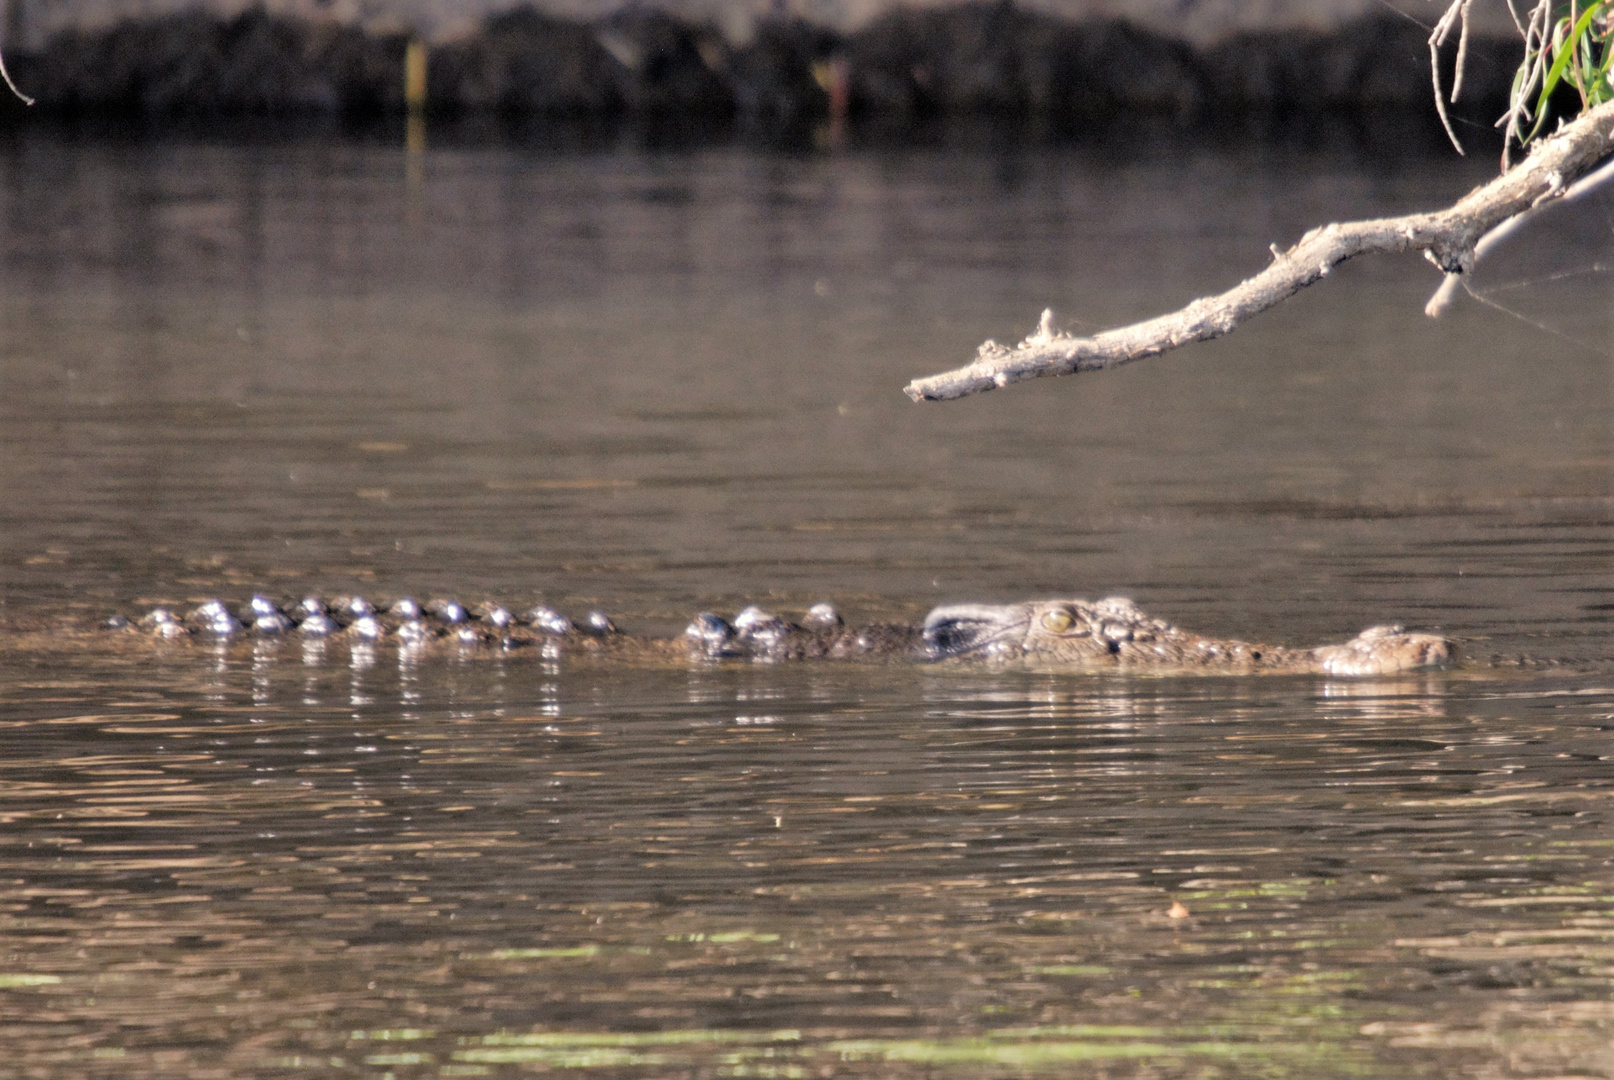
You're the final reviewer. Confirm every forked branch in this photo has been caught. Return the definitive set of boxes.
[904,99,1614,402]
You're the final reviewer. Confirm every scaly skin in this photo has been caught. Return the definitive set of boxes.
[104,593,1456,676]
[920,597,1454,676]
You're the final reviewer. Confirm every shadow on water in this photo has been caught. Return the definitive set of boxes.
[0,118,1611,1075]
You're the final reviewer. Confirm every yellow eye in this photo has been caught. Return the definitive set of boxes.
[1041,608,1074,633]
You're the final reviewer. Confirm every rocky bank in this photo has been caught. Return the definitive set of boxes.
[0,2,1522,137]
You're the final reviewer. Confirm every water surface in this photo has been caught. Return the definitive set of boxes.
[0,123,1613,1076]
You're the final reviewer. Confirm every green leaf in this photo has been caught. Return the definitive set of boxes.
[1529,2,1608,140]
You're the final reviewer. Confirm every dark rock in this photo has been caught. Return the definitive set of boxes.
[727,18,838,126]
[847,1,1200,119]
[0,2,1520,138]
[595,8,733,117]
[19,8,400,117]
[1024,17,1203,119]
[848,0,1025,115]
[319,23,411,114]
[427,6,627,115]
[1203,14,1515,118]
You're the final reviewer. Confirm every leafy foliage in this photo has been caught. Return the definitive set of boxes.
[1513,1,1614,147]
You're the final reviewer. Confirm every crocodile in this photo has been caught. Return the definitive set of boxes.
[106,593,1455,676]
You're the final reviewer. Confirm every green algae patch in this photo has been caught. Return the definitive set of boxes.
[0,974,61,987]
[988,1025,1174,1039]
[363,1052,434,1065]
[453,1026,1344,1072]
[1031,964,1113,976]
[707,930,781,944]
[825,1033,1343,1069]
[470,1030,802,1048]
[458,1046,667,1067]
[1180,878,1322,907]
[479,945,600,959]
[826,1038,1181,1065]
[454,1029,802,1068]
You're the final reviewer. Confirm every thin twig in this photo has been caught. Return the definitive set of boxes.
[0,47,32,106]
[1430,0,1467,152]
[1504,0,1529,37]
[1500,0,1555,169]
[1451,0,1474,101]
[904,100,1614,402]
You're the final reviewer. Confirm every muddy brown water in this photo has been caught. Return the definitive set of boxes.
[0,124,1613,1077]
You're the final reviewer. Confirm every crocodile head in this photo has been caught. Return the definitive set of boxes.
[924,596,1454,674]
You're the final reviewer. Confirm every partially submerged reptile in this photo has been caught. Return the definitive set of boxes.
[108,593,1455,677]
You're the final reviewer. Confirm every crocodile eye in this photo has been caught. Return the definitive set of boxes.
[1041,608,1074,633]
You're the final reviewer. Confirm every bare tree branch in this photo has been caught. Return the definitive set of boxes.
[1426,148,1614,315]
[904,98,1614,403]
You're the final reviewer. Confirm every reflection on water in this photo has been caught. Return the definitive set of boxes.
[5,645,1614,1077]
[0,125,1612,1076]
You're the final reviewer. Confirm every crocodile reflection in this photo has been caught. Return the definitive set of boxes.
[111,593,1455,677]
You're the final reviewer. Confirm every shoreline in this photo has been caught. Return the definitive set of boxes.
[0,3,1521,143]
